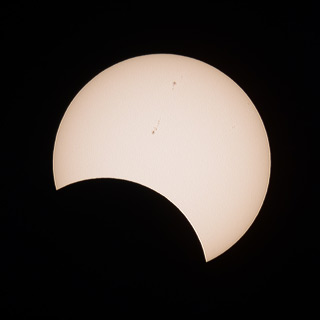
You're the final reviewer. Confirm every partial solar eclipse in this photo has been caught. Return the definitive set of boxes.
[53,54,271,262]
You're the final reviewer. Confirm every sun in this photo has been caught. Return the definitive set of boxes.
[53,54,271,261]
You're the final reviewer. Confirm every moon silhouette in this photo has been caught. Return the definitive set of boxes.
[53,54,271,262]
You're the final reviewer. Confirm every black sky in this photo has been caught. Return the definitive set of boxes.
[1,2,318,316]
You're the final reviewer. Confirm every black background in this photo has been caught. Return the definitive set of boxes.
[1,1,318,316]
